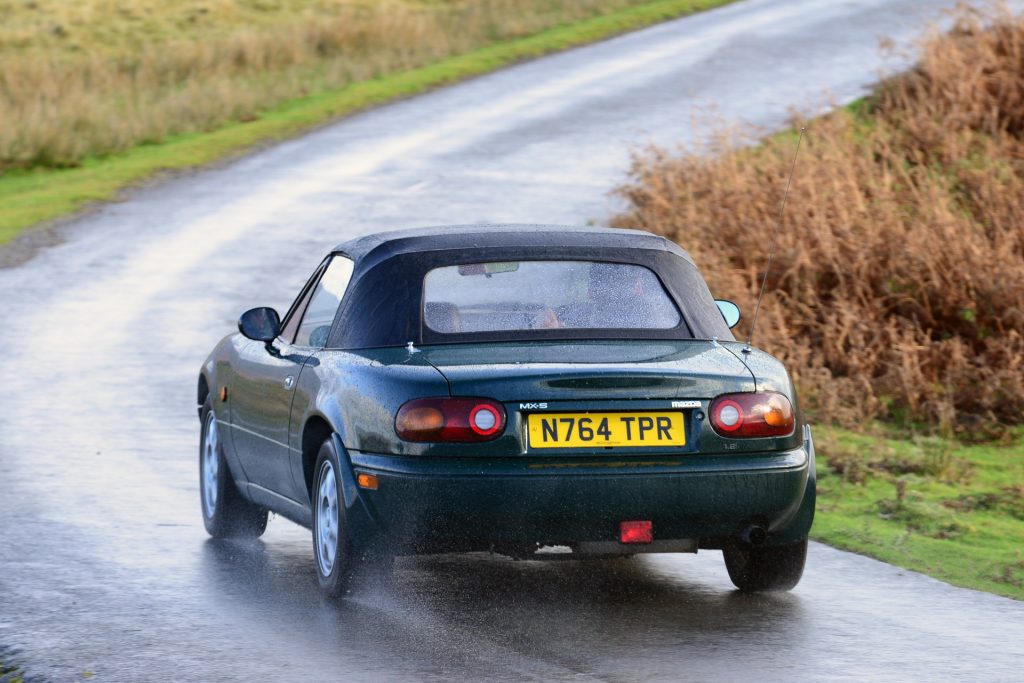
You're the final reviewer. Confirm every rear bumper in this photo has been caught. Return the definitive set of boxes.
[344,427,816,553]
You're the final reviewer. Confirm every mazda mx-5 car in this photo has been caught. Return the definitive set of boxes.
[197,225,815,595]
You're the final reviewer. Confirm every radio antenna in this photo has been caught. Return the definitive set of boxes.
[745,126,805,353]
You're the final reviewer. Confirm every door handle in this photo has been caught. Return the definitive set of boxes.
[284,375,295,390]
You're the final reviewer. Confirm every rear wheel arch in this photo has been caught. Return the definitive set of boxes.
[302,415,335,501]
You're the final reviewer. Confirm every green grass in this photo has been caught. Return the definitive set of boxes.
[812,424,1024,600]
[0,656,25,683]
[0,0,733,246]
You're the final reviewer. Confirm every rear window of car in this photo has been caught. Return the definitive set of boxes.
[422,260,681,334]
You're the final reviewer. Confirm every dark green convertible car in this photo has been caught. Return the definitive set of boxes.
[197,225,815,595]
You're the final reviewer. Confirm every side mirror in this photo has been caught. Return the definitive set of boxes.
[715,300,741,329]
[238,307,281,342]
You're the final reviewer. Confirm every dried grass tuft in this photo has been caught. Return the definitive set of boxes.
[0,0,652,170]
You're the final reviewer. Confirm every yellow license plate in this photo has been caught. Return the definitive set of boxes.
[527,412,686,449]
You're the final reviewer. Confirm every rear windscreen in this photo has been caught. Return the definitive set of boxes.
[423,261,681,334]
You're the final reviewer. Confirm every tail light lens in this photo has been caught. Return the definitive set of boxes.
[396,397,506,442]
[709,392,795,438]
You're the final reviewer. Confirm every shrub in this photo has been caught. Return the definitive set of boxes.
[614,3,1024,433]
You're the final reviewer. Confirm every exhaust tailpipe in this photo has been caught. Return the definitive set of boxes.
[740,525,768,547]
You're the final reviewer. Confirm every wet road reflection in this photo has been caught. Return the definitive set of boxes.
[199,537,812,682]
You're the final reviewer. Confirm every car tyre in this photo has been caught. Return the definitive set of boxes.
[723,537,807,592]
[199,398,268,538]
[312,438,394,597]
[312,438,358,597]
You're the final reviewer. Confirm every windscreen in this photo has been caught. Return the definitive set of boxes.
[423,260,681,334]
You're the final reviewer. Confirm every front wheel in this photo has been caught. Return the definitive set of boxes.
[199,399,267,538]
[723,538,807,592]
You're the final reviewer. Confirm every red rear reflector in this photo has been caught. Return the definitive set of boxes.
[619,520,653,544]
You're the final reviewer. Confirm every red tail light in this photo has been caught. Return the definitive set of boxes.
[396,397,506,442]
[709,392,795,438]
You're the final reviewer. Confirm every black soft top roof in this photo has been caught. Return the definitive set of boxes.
[326,224,731,349]
[334,224,696,268]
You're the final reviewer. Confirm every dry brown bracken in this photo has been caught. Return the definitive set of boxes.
[614,3,1024,434]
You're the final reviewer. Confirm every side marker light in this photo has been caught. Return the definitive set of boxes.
[356,473,379,490]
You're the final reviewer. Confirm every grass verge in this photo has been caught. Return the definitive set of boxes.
[0,0,733,247]
[813,424,1024,600]
[2,0,668,168]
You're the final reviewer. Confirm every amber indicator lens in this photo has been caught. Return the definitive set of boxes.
[400,406,444,432]
[356,473,379,490]
[396,397,506,442]
[709,392,795,438]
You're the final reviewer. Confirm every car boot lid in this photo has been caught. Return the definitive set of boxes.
[417,339,756,401]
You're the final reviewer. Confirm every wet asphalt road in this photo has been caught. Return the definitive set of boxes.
[2,0,1024,680]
